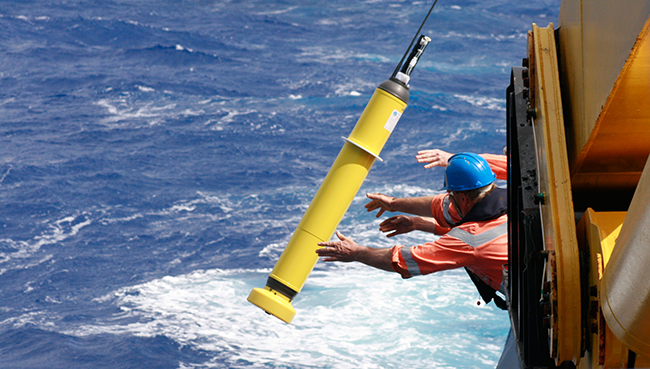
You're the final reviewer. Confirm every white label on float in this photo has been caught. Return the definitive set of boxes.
[384,109,401,133]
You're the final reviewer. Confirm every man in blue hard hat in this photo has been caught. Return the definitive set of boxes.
[316,152,508,308]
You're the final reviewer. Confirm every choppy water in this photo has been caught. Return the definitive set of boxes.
[0,1,558,368]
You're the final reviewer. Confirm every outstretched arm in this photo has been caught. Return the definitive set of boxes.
[480,153,507,180]
[365,193,434,218]
[379,215,446,237]
[417,148,508,180]
[316,231,395,272]
[415,149,453,169]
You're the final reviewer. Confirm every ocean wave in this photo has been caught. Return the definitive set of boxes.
[1,0,558,366]
[94,98,179,127]
[0,214,92,274]
[296,45,391,65]
[439,30,526,42]
[57,266,508,368]
[123,44,228,67]
[454,94,506,111]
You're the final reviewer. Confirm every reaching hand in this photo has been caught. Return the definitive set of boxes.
[365,193,396,218]
[316,231,360,262]
[379,215,416,238]
[416,149,453,169]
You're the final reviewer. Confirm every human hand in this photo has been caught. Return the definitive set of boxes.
[316,231,360,262]
[379,215,416,238]
[416,149,453,169]
[365,193,396,218]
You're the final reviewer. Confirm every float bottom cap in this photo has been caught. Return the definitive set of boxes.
[247,287,296,324]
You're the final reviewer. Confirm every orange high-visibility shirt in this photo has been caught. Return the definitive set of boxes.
[480,153,507,181]
[390,153,508,291]
[390,214,507,291]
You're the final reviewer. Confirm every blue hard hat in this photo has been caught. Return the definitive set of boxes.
[442,153,496,191]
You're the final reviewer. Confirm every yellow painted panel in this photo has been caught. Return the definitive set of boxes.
[529,23,582,366]
[574,15,650,179]
[558,0,585,165]
[581,2,650,138]
[590,211,626,268]
[576,209,627,369]
[558,0,650,192]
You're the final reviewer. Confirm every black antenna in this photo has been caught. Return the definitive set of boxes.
[391,0,441,79]
[400,35,432,77]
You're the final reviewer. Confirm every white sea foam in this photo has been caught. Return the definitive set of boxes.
[0,165,13,183]
[217,108,259,124]
[439,122,483,147]
[175,44,194,52]
[59,265,508,368]
[297,46,391,66]
[136,85,155,92]
[332,79,375,97]
[0,214,92,274]
[439,31,525,42]
[95,98,178,127]
[0,187,509,367]
[454,94,506,111]
[253,6,299,16]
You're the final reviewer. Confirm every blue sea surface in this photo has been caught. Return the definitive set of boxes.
[1,1,559,368]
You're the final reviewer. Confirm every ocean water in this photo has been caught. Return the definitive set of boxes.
[0,1,558,368]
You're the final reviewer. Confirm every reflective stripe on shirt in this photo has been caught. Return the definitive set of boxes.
[400,246,422,277]
[446,222,507,248]
[399,220,507,278]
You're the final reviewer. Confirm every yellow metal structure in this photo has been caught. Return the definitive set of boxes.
[552,1,650,366]
[577,209,630,368]
[576,206,650,369]
[522,1,650,367]
[528,23,582,365]
[248,81,408,324]
[558,1,650,200]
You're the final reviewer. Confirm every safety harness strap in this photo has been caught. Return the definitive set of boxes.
[442,196,458,227]
[446,187,509,310]
[465,267,508,310]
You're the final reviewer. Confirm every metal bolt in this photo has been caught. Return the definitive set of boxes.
[527,107,537,119]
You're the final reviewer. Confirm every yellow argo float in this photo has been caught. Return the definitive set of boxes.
[248,36,431,324]
[247,78,408,324]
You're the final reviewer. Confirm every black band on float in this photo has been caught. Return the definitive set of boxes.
[266,277,298,300]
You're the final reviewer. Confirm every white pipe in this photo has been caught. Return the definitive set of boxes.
[601,155,650,356]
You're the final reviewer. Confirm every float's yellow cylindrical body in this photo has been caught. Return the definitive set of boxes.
[270,143,374,290]
[248,79,408,323]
